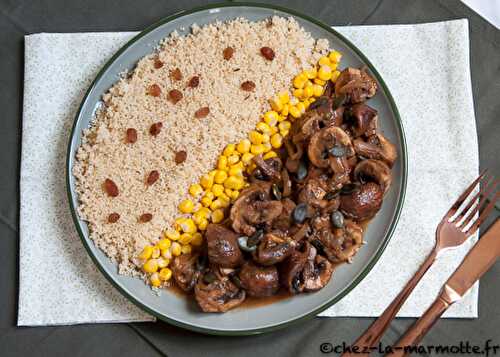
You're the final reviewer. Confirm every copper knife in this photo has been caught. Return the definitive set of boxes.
[389,219,500,356]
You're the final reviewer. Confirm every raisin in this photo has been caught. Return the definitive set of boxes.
[147,84,161,97]
[139,213,153,223]
[241,80,256,91]
[174,150,187,164]
[153,58,164,69]
[149,122,163,136]
[169,68,182,81]
[126,128,137,143]
[108,213,120,223]
[260,46,275,61]
[194,107,210,118]
[168,89,183,104]
[146,170,160,185]
[187,76,200,88]
[103,179,119,197]
[223,47,234,60]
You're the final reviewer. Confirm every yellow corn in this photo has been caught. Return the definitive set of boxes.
[263,142,272,153]
[192,211,206,225]
[150,272,161,287]
[165,230,180,241]
[217,155,228,170]
[329,50,342,63]
[256,122,271,134]
[201,195,212,207]
[151,246,160,259]
[227,154,239,165]
[214,170,228,184]
[171,242,182,256]
[178,199,194,213]
[211,209,224,223]
[138,246,153,260]
[278,91,290,104]
[157,257,169,268]
[212,183,224,197]
[318,65,332,81]
[263,151,278,160]
[289,105,301,118]
[237,139,251,154]
[249,130,263,145]
[200,173,214,190]
[293,73,307,89]
[191,232,203,246]
[157,238,171,251]
[223,144,235,157]
[179,218,197,234]
[181,244,192,254]
[269,97,283,112]
[289,96,299,105]
[280,104,289,117]
[179,233,193,245]
[314,78,326,85]
[279,121,291,132]
[189,183,204,197]
[318,56,331,66]
[296,101,306,113]
[305,67,317,79]
[303,85,314,98]
[224,176,244,190]
[159,267,172,281]
[241,152,254,165]
[270,133,283,149]
[143,259,158,273]
[312,84,324,97]
[261,133,270,143]
[251,144,265,155]
[293,88,304,99]
[331,70,341,82]
[228,165,243,177]
[263,111,279,126]
[197,217,208,230]
[210,199,222,210]
[161,248,172,260]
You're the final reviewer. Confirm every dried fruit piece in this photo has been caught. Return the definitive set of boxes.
[108,213,120,223]
[147,84,161,97]
[241,81,256,91]
[223,47,234,60]
[174,150,187,164]
[168,89,183,104]
[169,68,182,81]
[187,76,200,88]
[126,128,137,143]
[139,213,153,223]
[260,47,275,61]
[194,106,210,118]
[146,170,160,185]
[150,122,163,136]
[153,57,164,69]
[103,179,119,197]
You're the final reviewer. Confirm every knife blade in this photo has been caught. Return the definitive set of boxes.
[443,219,500,302]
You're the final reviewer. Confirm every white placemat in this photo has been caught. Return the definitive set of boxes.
[19,19,478,326]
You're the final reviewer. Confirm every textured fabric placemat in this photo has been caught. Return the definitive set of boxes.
[19,19,478,326]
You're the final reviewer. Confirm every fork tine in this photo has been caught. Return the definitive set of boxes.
[458,178,498,229]
[466,191,500,236]
[445,170,487,219]
[453,175,493,223]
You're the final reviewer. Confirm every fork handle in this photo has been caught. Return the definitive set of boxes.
[388,295,450,356]
[341,249,438,357]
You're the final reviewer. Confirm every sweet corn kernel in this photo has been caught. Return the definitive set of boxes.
[271,134,283,148]
[200,174,214,190]
[224,176,244,190]
[229,190,240,200]
[263,142,272,153]
[329,50,342,63]
[197,218,209,230]
[179,218,197,234]
[289,96,299,105]
[192,211,204,225]
[201,196,212,207]
[150,272,161,287]
[314,78,326,85]
[223,144,235,157]
[296,102,306,113]
[161,248,172,260]
[280,104,289,117]
[171,242,182,256]
[210,199,222,210]
[228,165,244,177]
[224,188,234,197]
[138,246,153,260]
[151,246,161,259]
[263,111,279,126]
[293,88,304,99]
[303,86,314,98]
[211,183,224,197]
[179,233,193,245]
[227,154,239,165]
[191,232,203,246]
[165,230,180,241]
[263,151,278,160]
[143,259,158,273]
[159,267,172,281]
[214,170,228,184]
[318,56,331,66]
[237,139,251,154]
[157,257,169,268]
[189,183,203,197]
[289,105,301,118]
[181,244,192,254]
[331,70,341,82]
[217,155,228,170]
[278,91,290,104]
[312,84,324,97]
[269,97,283,112]
[280,129,290,137]
[208,170,217,178]
[248,130,262,145]
[178,199,194,213]
[241,152,254,165]
[251,144,265,155]
[256,122,271,134]
[305,67,317,79]
[246,162,256,174]
[279,121,291,132]
[329,62,338,71]
[293,74,307,89]
[269,125,279,135]
[261,133,270,143]
[304,99,311,109]
[318,65,332,81]
[157,238,171,251]
[211,209,224,223]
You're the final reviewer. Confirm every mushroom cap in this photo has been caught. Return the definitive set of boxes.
[354,159,392,193]
[239,261,279,297]
[339,182,384,221]
[307,126,354,168]
[353,133,397,167]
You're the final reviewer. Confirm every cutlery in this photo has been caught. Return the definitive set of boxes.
[342,172,499,356]
[389,218,500,356]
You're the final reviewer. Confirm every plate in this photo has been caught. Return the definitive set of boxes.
[66,2,407,335]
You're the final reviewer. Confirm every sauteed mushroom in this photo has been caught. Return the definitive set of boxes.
[172,253,201,292]
[195,270,246,312]
[354,159,392,193]
[253,233,295,265]
[335,67,377,103]
[348,103,378,137]
[303,253,334,291]
[307,127,354,168]
[353,133,397,167]
[239,261,279,297]
[340,182,383,221]
[206,224,244,268]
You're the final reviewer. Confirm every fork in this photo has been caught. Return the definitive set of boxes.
[342,171,499,357]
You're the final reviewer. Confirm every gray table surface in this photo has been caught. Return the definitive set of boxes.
[1,0,498,356]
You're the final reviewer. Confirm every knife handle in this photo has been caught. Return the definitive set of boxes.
[389,291,452,357]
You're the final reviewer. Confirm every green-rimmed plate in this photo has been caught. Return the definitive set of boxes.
[66,2,407,335]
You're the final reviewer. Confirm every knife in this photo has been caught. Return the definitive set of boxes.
[388,219,500,357]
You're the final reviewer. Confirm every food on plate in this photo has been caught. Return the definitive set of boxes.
[73,16,396,313]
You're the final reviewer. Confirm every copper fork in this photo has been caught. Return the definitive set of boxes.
[342,171,499,357]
